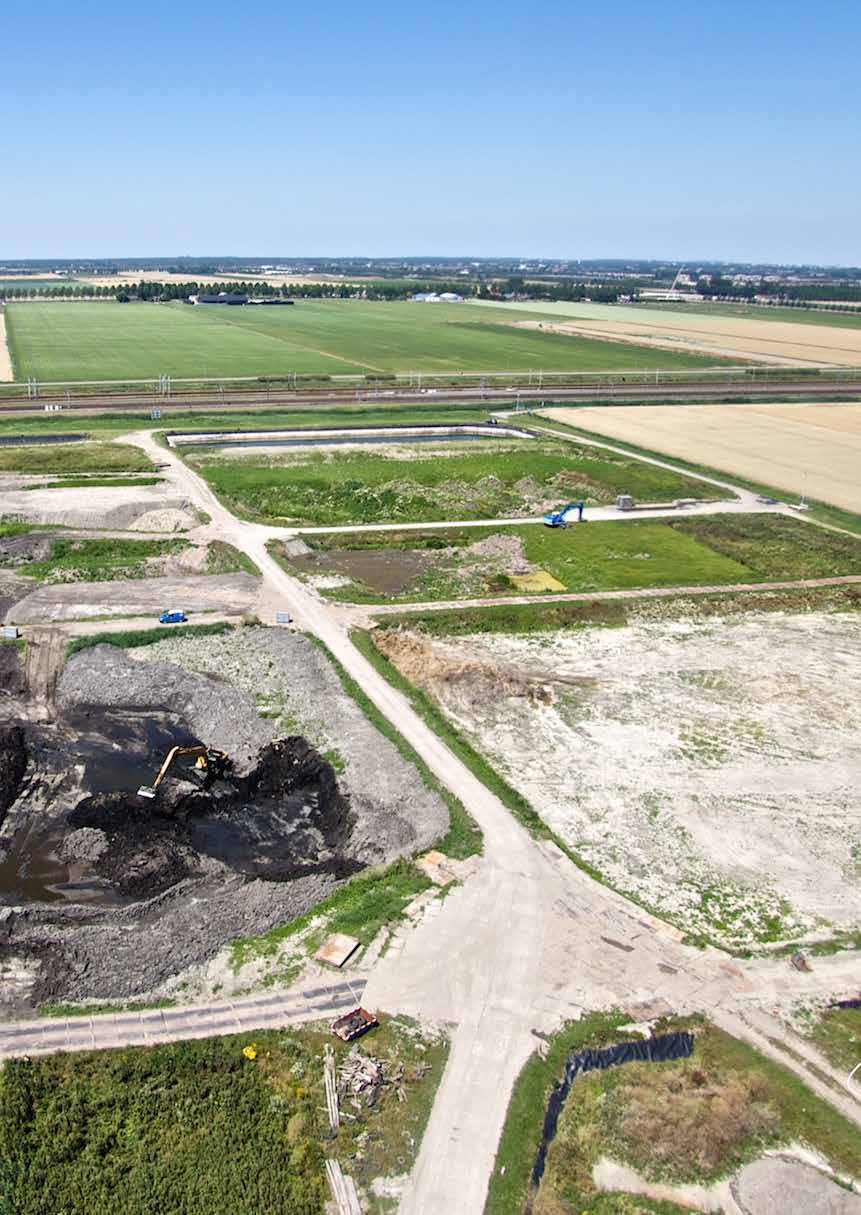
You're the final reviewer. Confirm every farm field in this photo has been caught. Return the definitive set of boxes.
[372,604,861,947]
[192,437,728,526]
[5,299,723,382]
[279,514,861,604]
[543,402,861,514]
[470,298,861,365]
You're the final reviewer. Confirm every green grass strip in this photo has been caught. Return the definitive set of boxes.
[66,622,232,658]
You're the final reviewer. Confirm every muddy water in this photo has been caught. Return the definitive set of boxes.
[0,711,200,906]
[291,548,439,595]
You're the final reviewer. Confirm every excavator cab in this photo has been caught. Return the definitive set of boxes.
[138,745,233,799]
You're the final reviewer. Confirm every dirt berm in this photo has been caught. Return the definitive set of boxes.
[0,635,447,1008]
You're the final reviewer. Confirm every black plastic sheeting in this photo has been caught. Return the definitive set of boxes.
[830,998,861,1010]
[530,1031,695,1190]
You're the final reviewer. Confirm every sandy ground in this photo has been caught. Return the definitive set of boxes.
[385,611,861,947]
[6,572,259,623]
[0,313,13,381]
[0,483,197,531]
[543,402,861,514]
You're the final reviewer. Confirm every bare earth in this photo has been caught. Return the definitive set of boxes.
[543,402,861,513]
[0,313,13,381]
[386,612,861,948]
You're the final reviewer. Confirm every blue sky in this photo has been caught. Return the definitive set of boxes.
[2,0,857,263]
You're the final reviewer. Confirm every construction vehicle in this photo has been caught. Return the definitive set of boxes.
[543,501,585,528]
[138,745,233,799]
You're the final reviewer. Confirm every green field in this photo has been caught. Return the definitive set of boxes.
[195,438,729,526]
[5,300,725,382]
[0,441,152,473]
[470,297,861,330]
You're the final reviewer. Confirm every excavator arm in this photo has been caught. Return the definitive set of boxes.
[138,745,232,799]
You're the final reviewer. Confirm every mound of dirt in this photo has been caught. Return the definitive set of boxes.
[0,533,53,565]
[130,508,195,532]
[0,725,27,819]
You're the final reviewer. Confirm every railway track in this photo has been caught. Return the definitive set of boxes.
[0,377,859,418]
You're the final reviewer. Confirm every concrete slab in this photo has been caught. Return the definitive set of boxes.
[314,933,361,968]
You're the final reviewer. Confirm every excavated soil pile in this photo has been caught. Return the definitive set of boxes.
[0,726,27,819]
[67,737,356,900]
[0,533,53,566]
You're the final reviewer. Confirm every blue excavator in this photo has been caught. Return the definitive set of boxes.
[543,500,585,528]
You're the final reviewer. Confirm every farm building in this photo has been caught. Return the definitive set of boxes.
[188,292,248,305]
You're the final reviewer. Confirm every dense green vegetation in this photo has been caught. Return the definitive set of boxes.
[13,537,186,583]
[6,299,722,383]
[0,1019,447,1215]
[0,441,152,473]
[670,514,861,579]
[486,1014,861,1215]
[197,439,727,525]
[28,475,163,489]
[204,540,261,576]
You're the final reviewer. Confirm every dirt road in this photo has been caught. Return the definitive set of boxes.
[120,430,861,1214]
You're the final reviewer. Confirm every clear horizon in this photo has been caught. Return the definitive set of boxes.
[2,0,858,264]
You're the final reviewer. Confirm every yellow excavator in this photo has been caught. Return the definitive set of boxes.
[138,745,233,799]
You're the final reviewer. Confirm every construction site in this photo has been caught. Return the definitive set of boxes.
[0,402,858,1215]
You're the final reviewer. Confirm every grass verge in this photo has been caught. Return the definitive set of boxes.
[66,621,232,658]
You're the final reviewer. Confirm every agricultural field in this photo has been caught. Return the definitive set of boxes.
[639,300,861,329]
[543,402,861,515]
[470,298,861,365]
[0,1018,448,1215]
[369,600,861,948]
[192,436,727,526]
[487,1011,861,1215]
[5,299,723,382]
[278,514,861,604]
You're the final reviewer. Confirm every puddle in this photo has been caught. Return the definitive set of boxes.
[291,548,440,595]
[0,823,130,906]
[65,709,202,796]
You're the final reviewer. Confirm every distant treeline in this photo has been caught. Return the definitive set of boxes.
[698,275,861,304]
[0,276,632,304]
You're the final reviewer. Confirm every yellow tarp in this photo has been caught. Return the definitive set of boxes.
[509,570,566,593]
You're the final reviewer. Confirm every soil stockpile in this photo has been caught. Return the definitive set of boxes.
[0,726,26,818]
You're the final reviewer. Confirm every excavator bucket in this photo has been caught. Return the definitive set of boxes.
[137,785,157,799]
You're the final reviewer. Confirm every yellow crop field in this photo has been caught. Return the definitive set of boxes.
[543,402,861,513]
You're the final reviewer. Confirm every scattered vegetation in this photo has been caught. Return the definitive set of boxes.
[671,514,861,580]
[19,537,187,583]
[204,539,261,576]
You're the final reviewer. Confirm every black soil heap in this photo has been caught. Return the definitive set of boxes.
[0,725,27,820]
[68,736,357,901]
